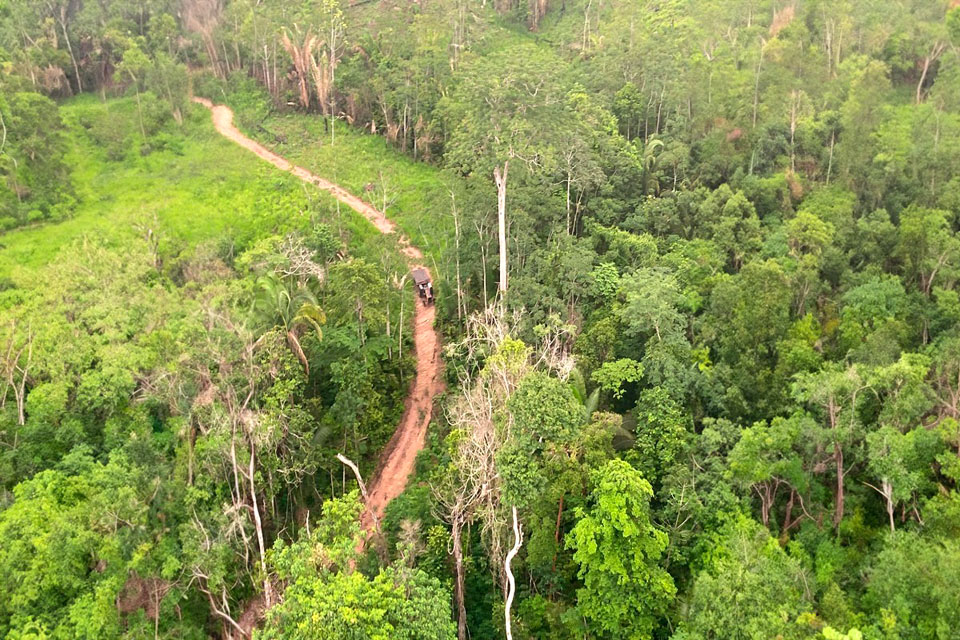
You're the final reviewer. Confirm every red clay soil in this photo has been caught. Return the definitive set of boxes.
[193,97,444,529]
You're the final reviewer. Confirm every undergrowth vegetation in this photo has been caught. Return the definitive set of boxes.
[0,92,417,638]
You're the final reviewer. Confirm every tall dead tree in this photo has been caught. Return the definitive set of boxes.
[320,0,345,145]
[916,40,947,105]
[434,309,522,638]
[182,0,226,78]
[1,321,32,427]
[434,307,575,639]
[180,306,303,627]
[752,37,767,128]
[44,0,81,93]
[528,0,548,30]
[280,1,344,144]
[450,191,465,322]
[494,162,509,297]
[280,29,317,110]
[308,49,332,116]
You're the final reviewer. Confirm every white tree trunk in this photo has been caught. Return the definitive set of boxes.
[337,453,383,535]
[54,4,82,93]
[494,161,509,297]
[504,505,523,640]
[248,438,272,608]
[452,192,464,321]
[882,478,895,533]
[752,40,765,128]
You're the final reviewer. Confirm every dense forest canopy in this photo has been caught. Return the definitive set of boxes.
[2,0,960,638]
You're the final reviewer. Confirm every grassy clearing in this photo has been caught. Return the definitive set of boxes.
[246,112,455,276]
[0,95,390,281]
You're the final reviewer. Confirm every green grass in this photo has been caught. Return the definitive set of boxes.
[0,95,389,282]
[245,112,455,278]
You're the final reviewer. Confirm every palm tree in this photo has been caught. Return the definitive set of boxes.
[640,138,664,196]
[252,274,326,375]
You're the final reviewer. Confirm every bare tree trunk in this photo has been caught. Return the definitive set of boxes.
[916,40,947,104]
[452,192,464,322]
[248,438,272,608]
[757,483,772,527]
[916,42,946,105]
[233,15,242,70]
[581,0,593,55]
[528,0,548,30]
[752,39,765,128]
[476,221,489,309]
[826,130,835,185]
[823,11,833,77]
[833,441,844,529]
[8,327,32,427]
[229,421,254,565]
[494,162,509,297]
[323,6,344,146]
[504,505,523,640]
[49,3,82,94]
[221,41,232,75]
[336,453,381,534]
[202,584,247,638]
[917,57,932,105]
[551,494,564,571]
[782,488,795,533]
[883,478,894,533]
[789,90,798,173]
[655,86,664,134]
[187,424,195,486]
[131,76,146,138]
[452,518,468,640]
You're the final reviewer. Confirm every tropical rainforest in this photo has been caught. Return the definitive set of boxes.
[2,0,960,639]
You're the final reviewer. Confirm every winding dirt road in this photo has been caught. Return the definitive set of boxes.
[193,97,443,529]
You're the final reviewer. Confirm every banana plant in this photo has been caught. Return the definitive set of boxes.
[252,273,326,375]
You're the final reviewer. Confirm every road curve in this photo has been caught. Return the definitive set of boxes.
[192,96,443,530]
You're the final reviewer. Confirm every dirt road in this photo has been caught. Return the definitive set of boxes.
[193,97,443,529]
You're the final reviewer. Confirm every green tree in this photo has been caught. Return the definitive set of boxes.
[864,532,960,639]
[115,42,151,137]
[441,44,566,296]
[630,387,691,489]
[675,515,812,640]
[591,358,643,400]
[0,90,72,228]
[896,206,960,297]
[259,492,456,640]
[252,273,325,374]
[703,260,793,421]
[836,59,891,207]
[837,275,909,363]
[728,414,813,530]
[619,267,693,398]
[710,191,762,271]
[566,459,676,639]
[325,258,386,346]
[793,363,870,529]
[865,426,940,532]
[0,452,181,639]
